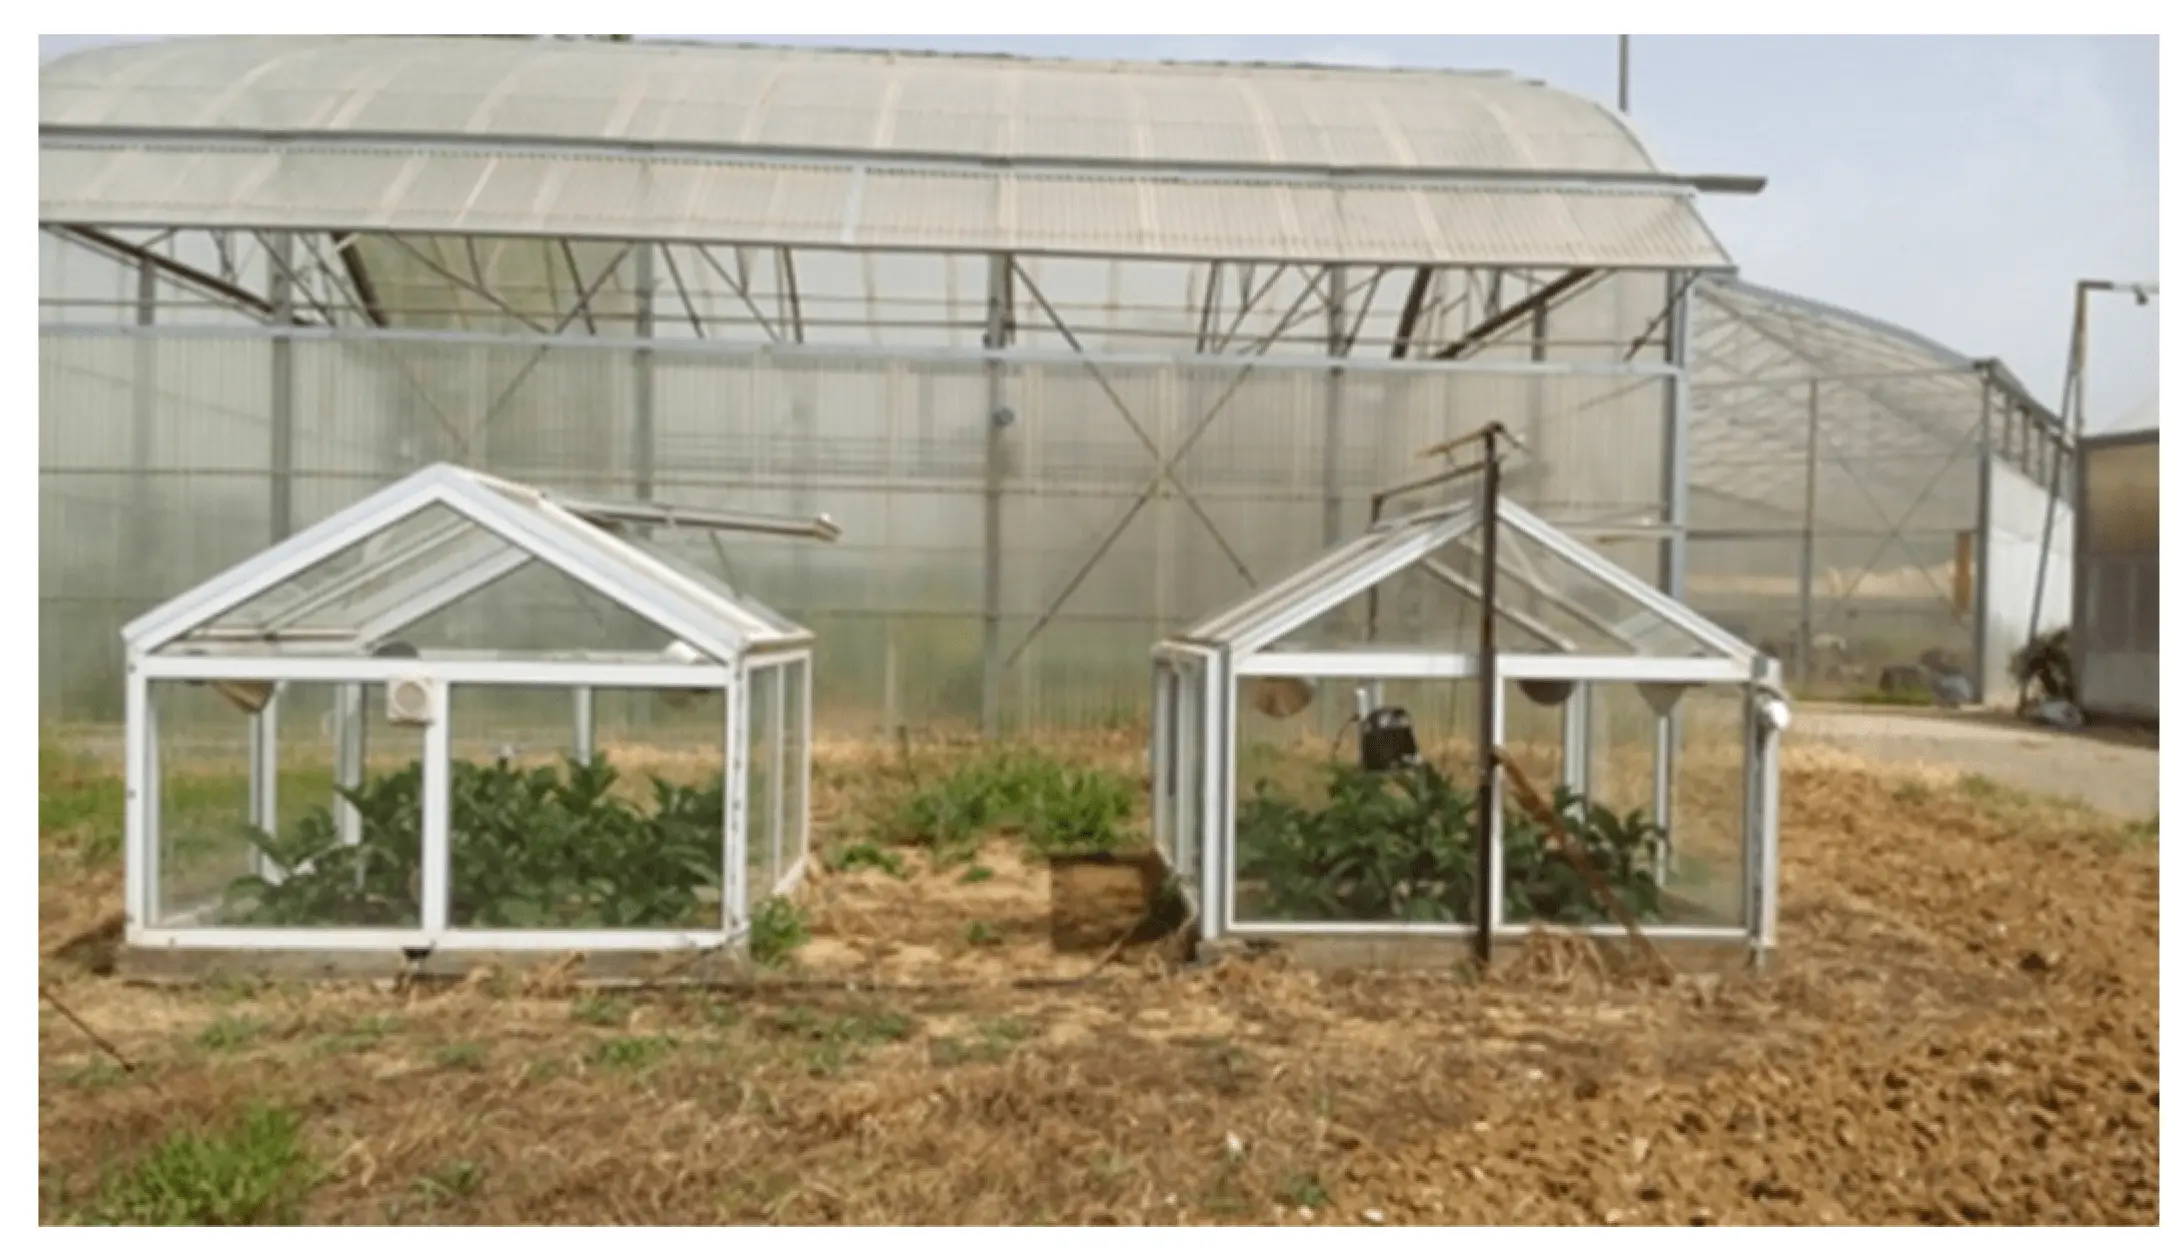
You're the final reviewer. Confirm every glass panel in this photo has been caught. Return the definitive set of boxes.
[186,503,477,639]
[1662,686,1750,930]
[624,530,806,639]
[1174,660,1202,888]
[381,559,676,657]
[1511,681,1747,933]
[155,680,425,930]
[780,660,808,885]
[444,684,725,931]
[744,666,780,904]
[1152,662,1178,864]
[1479,524,1715,658]
[1230,676,1483,925]
[1265,551,1632,658]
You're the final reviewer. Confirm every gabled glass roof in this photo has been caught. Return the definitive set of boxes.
[1175,486,1758,664]
[123,463,825,661]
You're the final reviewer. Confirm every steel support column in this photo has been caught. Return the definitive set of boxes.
[633,244,656,505]
[130,257,159,583]
[268,231,296,541]
[1322,264,1348,546]
[1797,379,1821,687]
[1972,378,1995,704]
[1654,272,1692,848]
[980,254,1015,737]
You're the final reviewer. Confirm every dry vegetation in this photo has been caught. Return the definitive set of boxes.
[37,729,2159,1226]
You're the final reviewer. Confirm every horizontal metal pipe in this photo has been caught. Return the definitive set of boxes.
[43,122,1767,196]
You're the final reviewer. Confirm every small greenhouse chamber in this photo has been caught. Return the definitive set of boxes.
[1150,485,1787,965]
[118,462,831,970]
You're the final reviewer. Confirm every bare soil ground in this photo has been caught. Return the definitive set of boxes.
[37,734,2159,1225]
[1796,704,2159,819]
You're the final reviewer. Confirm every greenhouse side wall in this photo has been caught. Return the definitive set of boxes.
[2072,433,2156,723]
[40,326,1675,736]
[1982,458,2075,705]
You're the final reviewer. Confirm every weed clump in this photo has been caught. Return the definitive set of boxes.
[76,1104,317,1226]
[884,753,1140,862]
[748,896,811,968]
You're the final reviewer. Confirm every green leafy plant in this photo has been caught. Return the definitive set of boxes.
[220,754,726,930]
[964,919,1002,947]
[747,896,810,968]
[885,752,1142,861]
[1233,760,1667,925]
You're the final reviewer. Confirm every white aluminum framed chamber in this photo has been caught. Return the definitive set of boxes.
[119,461,835,959]
[1150,484,1787,963]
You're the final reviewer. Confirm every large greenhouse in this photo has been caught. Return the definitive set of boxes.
[39,35,2074,735]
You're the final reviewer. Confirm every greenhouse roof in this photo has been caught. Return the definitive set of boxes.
[40,36,1747,269]
[122,463,829,660]
[1176,487,1761,667]
[1686,277,2066,525]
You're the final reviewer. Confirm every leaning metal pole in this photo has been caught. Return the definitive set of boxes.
[2019,279,2157,708]
[1474,422,1505,967]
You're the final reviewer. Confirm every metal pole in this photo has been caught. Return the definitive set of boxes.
[1971,379,1994,703]
[1797,380,1821,688]
[979,254,1014,737]
[1322,264,1349,547]
[1474,423,1503,967]
[131,257,159,585]
[1617,36,1631,113]
[1653,273,1690,850]
[2022,282,2091,706]
[632,243,656,506]
[268,231,295,542]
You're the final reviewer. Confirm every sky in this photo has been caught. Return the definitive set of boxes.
[38,33,2163,430]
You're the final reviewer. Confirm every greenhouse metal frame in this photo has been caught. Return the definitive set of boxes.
[120,461,825,957]
[1683,279,2073,700]
[41,35,1769,737]
[1152,489,1786,960]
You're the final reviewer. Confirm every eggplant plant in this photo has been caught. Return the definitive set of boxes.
[220,754,727,930]
[1232,760,1666,925]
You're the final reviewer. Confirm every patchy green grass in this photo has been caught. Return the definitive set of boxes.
[388,1159,485,1221]
[1892,779,1934,803]
[317,1014,402,1055]
[60,1056,134,1090]
[591,1035,678,1072]
[824,841,909,879]
[765,1006,914,1076]
[959,864,995,884]
[433,1043,488,1071]
[929,1016,1036,1068]
[1950,773,2153,850]
[195,1016,265,1053]
[570,995,632,1028]
[72,1104,317,1226]
[1277,1169,1332,1211]
[964,919,1002,947]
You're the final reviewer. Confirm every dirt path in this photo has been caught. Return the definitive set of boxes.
[1795,705,2158,819]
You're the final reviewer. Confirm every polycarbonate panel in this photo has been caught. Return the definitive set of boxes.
[46,36,1664,173]
[42,141,1731,269]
